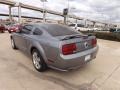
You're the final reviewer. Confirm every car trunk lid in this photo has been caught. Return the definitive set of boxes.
[56,34,96,55]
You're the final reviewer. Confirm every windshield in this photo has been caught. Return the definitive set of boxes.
[41,24,80,36]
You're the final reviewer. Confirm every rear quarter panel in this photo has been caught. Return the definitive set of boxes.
[39,36,60,63]
[28,35,60,64]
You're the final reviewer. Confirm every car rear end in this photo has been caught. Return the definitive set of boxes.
[41,24,98,71]
[0,24,5,33]
[53,35,98,71]
[8,25,19,33]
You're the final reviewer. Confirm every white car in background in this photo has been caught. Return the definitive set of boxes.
[69,23,91,31]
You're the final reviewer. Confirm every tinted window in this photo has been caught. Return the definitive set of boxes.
[21,25,33,34]
[41,24,79,36]
[77,24,84,27]
[69,24,75,26]
[117,29,120,31]
[33,28,43,35]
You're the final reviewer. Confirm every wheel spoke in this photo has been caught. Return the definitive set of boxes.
[33,52,41,69]
[11,39,14,48]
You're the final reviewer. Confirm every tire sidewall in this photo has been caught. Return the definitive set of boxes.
[32,49,47,72]
[11,38,15,49]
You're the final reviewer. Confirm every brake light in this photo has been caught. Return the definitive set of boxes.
[62,43,76,55]
[92,38,97,47]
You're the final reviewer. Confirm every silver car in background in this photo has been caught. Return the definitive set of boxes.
[11,23,98,72]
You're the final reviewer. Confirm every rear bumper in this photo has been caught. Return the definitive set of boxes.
[51,46,98,71]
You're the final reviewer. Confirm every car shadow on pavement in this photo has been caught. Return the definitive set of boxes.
[6,48,97,90]
[17,60,97,90]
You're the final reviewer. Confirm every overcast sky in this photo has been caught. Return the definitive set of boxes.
[0,0,120,23]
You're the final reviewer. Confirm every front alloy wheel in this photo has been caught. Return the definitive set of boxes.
[32,49,47,72]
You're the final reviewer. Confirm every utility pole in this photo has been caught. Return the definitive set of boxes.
[40,0,47,22]
[67,0,69,24]
[63,0,69,25]
[18,4,21,24]
[14,2,21,24]
[8,6,12,22]
[63,8,68,25]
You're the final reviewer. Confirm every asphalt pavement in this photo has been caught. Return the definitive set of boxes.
[0,33,120,90]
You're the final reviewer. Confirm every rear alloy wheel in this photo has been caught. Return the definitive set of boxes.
[11,38,17,49]
[32,49,47,72]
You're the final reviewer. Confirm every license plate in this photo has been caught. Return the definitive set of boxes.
[85,55,91,61]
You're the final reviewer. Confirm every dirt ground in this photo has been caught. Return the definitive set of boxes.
[0,33,120,90]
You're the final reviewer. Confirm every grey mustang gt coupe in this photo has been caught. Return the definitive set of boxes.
[10,23,98,72]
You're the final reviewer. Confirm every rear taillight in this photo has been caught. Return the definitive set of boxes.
[62,43,77,55]
[92,38,97,47]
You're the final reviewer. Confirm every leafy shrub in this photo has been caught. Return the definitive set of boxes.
[81,31,120,42]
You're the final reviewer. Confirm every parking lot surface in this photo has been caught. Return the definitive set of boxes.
[0,33,120,90]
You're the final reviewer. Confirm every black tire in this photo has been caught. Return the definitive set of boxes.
[9,31,11,33]
[32,49,47,72]
[11,38,17,49]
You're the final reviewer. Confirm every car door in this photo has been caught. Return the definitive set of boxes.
[14,25,33,52]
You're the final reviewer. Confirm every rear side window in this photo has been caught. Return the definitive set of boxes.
[33,28,43,35]
[21,25,33,34]
[41,24,79,36]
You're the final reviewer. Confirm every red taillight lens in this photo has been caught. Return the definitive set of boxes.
[62,43,76,55]
[92,38,97,47]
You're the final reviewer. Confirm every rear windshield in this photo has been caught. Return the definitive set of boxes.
[41,24,79,36]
